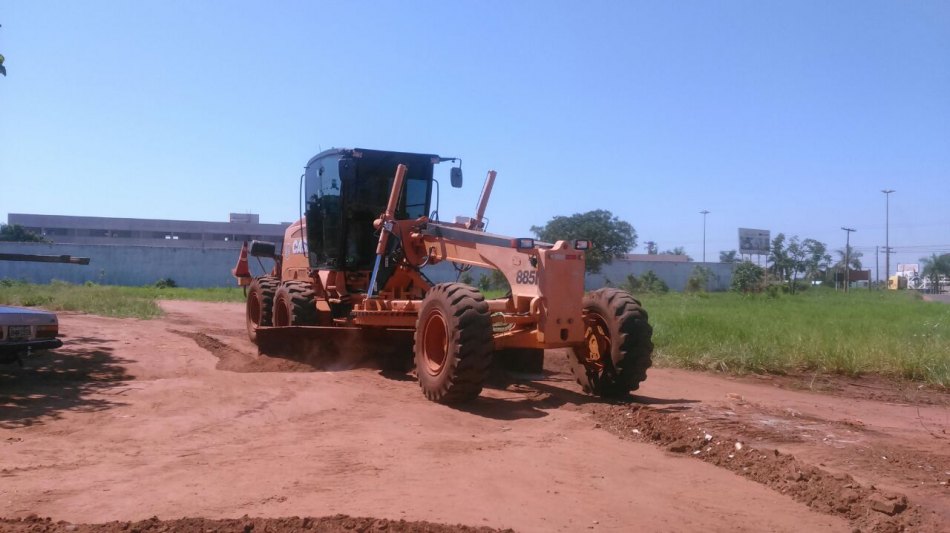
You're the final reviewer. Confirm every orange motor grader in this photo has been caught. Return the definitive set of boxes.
[234,148,652,403]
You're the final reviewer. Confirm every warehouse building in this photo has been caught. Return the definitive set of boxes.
[7,213,290,249]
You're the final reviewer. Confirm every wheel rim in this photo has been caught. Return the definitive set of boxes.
[422,309,449,375]
[248,289,262,327]
[583,311,610,370]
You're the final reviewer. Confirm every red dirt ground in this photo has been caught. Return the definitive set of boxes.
[1,301,946,532]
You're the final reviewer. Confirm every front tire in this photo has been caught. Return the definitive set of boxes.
[414,283,493,403]
[568,288,653,397]
[246,276,279,343]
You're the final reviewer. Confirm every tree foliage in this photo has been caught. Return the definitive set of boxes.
[767,233,830,293]
[686,265,713,293]
[719,250,738,263]
[530,209,636,273]
[920,253,950,294]
[622,270,669,294]
[834,245,863,271]
[661,246,692,261]
[731,261,764,293]
[0,224,48,243]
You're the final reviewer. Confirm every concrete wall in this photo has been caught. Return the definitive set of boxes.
[0,242,270,288]
[588,260,735,292]
[1,242,735,292]
[419,260,735,292]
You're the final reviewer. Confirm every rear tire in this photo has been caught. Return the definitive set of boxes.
[273,281,318,327]
[246,276,279,343]
[414,283,493,403]
[569,288,653,397]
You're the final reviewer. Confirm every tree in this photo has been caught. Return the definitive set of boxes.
[0,224,48,242]
[768,233,791,282]
[731,261,764,293]
[661,246,693,261]
[801,239,831,282]
[920,253,950,294]
[834,246,863,271]
[646,241,658,255]
[0,24,6,77]
[785,237,807,293]
[686,265,713,293]
[719,250,738,263]
[531,209,637,273]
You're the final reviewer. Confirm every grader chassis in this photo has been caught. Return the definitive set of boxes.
[234,148,653,403]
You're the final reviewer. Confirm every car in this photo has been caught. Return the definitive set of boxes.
[0,305,63,364]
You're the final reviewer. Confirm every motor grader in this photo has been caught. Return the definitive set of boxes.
[233,148,652,403]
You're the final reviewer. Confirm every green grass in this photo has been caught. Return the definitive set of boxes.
[3,280,947,387]
[0,280,245,319]
[638,288,950,388]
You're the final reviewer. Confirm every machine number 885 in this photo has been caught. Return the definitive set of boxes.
[515,270,538,285]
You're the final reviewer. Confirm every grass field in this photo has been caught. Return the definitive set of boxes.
[639,289,950,388]
[2,280,947,386]
[0,280,244,319]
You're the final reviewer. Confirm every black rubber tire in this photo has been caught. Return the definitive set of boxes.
[494,348,545,374]
[568,288,653,397]
[414,283,493,404]
[246,276,279,343]
[273,280,319,327]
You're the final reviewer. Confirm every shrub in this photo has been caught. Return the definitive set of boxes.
[686,266,713,293]
[731,262,764,293]
[155,278,178,289]
[639,270,669,294]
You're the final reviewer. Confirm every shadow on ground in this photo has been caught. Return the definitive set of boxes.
[0,336,133,429]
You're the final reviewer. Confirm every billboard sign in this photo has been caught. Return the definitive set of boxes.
[739,228,770,255]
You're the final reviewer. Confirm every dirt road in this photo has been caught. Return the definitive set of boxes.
[1,301,946,532]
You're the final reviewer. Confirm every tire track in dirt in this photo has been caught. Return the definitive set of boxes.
[587,402,943,533]
[0,514,513,532]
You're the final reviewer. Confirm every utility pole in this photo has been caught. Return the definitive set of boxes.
[842,227,856,293]
[876,245,880,288]
[881,189,895,288]
[699,210,710,263]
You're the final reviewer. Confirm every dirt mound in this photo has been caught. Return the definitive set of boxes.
[168,330,318,373]
[588,403,943,533]
[0,514,513,533]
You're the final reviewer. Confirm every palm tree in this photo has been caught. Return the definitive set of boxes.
[920,253,950,294]
[834,246,863,270]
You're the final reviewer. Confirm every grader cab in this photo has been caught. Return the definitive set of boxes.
[234,148,652,403]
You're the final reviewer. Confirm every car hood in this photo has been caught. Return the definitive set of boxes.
[0,306,58,325]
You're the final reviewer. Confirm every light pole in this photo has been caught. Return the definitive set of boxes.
[700,210,710,263]
[881,189,895,288]
[842,227,856,292]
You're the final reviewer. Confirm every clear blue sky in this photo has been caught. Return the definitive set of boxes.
[2,1,948,277]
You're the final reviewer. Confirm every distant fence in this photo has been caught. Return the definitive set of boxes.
[1,242,734,291]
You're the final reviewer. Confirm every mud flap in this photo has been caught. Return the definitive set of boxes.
[255,326,414,370]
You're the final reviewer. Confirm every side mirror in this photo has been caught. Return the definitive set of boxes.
[450,167,463,188]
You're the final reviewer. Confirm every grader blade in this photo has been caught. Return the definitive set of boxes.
[255,326,414,370]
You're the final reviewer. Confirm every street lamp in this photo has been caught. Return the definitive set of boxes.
[842,227,856,292]
[881,189,895,287]
[700,210,710,263]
